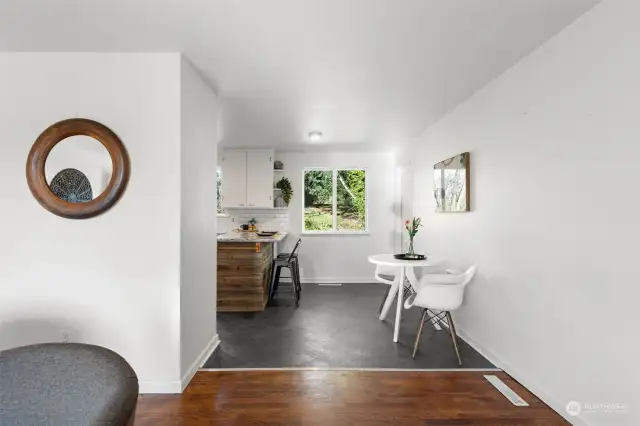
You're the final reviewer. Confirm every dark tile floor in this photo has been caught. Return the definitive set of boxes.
[203,283,495,369]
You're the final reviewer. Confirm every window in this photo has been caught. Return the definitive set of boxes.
[303,170,333,231]
[303,168,367,233]
[217,166,226,215]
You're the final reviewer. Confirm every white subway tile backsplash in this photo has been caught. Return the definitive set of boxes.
[219,208,290,232]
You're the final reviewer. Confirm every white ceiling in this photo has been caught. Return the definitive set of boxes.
[0,0,600,152]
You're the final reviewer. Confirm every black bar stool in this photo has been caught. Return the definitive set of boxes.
[270,238,302,307]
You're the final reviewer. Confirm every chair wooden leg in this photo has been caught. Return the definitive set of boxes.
[445,311,463,366]
[378,285,391,315]
[412,309,429,358]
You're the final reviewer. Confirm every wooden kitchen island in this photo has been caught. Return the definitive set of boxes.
[217,232,288,312]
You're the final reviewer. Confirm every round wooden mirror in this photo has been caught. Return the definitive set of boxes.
[26,118,130,219]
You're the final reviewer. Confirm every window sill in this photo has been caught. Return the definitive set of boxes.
[224,207,288,210]
[301,231,370,236]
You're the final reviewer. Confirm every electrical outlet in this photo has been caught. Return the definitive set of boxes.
[62,331,69,343]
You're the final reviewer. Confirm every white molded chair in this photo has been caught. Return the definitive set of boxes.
[404,266,477,365]
[374,265,419,315]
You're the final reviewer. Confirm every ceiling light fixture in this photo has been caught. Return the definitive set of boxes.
[308,131,323,142]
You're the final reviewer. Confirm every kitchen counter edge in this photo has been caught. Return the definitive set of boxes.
[217,231,288,243]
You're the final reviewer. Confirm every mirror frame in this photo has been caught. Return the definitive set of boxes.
[433,151,471,213]
[26,118,130,219]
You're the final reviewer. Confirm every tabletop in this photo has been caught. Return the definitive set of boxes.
[367,253,442,267]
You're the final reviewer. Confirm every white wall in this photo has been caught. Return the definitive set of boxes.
[402,0,639,424]
[179,58,220,386]
[0,53,183,393]
[275,152,396,282]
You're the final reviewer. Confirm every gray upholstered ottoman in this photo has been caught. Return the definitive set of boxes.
[0,343,138,426]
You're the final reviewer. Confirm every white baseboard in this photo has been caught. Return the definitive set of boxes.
[139,334,220,394]
[137,335,221,394]
[180,334,221,392]
[455,327,592,426]
[302,277,376,284]
[139,380,182,394]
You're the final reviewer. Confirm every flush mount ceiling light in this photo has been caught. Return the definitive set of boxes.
[308,131,323,142]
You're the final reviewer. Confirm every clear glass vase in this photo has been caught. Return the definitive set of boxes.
[406,238,415,256]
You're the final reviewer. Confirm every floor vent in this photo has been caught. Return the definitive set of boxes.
[484,375,529,407]
[318,283,343,286]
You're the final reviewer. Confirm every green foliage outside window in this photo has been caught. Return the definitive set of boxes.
[304,169,366,232]
[304,170,333,206]
[217,169,224,214]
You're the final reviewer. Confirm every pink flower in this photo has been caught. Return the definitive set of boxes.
[405,220,410,225]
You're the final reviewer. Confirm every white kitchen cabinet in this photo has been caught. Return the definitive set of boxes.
[221,150,248,208]
[221,149,274,208]
[246,150,274,207]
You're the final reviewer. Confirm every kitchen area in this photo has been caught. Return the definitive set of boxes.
[216,149,292,312]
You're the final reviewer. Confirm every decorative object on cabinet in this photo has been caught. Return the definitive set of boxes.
[434,152,470,212]
[274,195,286,208]
[26,118,130,219]
[276,177,293,206]
[274,160,284,170]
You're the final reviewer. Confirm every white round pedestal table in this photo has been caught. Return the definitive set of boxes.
[368,254,443,343]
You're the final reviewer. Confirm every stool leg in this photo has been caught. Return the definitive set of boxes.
[295,259,302,293]
[270,265,282,300]
[291,263,300,307]
[267,261,275,301]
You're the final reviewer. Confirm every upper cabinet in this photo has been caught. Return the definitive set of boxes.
[220,150,248,208]
[246,150,274,208]
[221,149,274,208]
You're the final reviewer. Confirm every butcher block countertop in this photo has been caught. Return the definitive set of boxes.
[217,231,288,243]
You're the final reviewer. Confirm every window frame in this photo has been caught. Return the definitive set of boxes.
[302,167,369,235]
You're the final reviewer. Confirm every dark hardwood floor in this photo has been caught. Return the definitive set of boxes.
[135,370,569,425]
